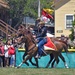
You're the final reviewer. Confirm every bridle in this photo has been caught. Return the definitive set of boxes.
[18,34,37,53]
[24,35,37,52]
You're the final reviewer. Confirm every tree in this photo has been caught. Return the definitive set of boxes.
[7,0,53,18]
[6,0,53,27]
[69,15,75,41]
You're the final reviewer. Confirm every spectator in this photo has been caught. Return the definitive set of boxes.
[4,41,10,67]
[9,38,16,67]
[4,40,13,67]
[0,42,5,67]
[0,36,4,46]
[8,45,15,67]
[7,35,12,44]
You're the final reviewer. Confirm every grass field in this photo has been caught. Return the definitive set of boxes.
[0,68,75,75]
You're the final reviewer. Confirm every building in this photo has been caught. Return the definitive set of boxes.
[0,0,9,8]
[0,0,9,22]
[53,0,75,37]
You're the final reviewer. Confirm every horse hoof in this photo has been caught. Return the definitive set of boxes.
[15,67,18,69]
[45,65,49,68]
[66,66,69,68]
[51,66,55,68]
[15,66,20,69]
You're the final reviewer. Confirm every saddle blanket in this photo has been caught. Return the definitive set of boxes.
[44,46,55,50]
[44,37,57,51]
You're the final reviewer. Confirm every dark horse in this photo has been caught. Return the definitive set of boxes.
[17,29,69,68]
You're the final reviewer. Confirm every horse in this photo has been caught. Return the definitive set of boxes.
[16,30,69,68]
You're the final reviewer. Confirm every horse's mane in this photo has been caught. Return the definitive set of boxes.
[17,26,31,36]
[22,28,36,45]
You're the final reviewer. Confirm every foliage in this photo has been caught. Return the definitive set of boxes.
[5,0,53,27]
[6,0,53,19]
[69,28,74,41]
[69,15,75,41]
[6,0,26,18]
[72,15,75,27]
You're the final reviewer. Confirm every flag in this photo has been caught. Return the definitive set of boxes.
[46,14,53,19]
[41,9,53,20]
[43,8,54,14]
[41,10,47,17]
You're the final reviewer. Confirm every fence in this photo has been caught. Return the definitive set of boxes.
[16,48,75,68]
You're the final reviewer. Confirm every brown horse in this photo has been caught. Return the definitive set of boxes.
[16,30,69,68]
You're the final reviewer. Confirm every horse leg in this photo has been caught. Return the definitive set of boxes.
[51,56,59,68]
[23,51,39,67]
[23,52,39,67]
[22,52,29,66]
[46,53,54,68]
[59,53,69,68]
[23,52,26,60]
[17,54,31,68]
[51,58,56,68]
[29,57,39,67]
[52,53,59,68]
[34,58,39,68]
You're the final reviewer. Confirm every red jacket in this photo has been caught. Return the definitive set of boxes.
[0,46,4,54]
[8,46,15,55]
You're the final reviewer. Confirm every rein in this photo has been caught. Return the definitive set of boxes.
[27,44,36,52]
[25,34,37,52]
[18,28,37,53]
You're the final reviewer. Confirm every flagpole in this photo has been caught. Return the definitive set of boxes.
[38,0,40,17]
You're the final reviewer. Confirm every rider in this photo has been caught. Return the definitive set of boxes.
[34,18,41,35]
[35,21,47,58]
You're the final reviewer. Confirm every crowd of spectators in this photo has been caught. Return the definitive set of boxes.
[0,35,17,67]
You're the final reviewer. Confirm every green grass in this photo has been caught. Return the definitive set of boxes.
[0,68,75,75]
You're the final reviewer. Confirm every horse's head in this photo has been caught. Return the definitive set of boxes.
[17,26,30,37]
[16,35,26,45]
[17,26,37,52]
[17,32,34,46]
